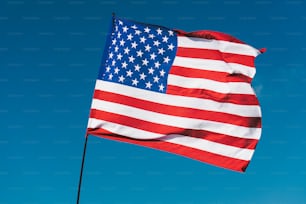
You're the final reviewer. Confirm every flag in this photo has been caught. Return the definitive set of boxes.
[87,16,264,172]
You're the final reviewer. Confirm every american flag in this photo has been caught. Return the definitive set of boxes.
[87,16,264,172]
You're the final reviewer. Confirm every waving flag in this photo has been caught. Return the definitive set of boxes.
[87,16,264,172]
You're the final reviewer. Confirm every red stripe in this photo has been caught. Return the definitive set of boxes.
[89,109,258,150]
[176,30,246,44]
[186,129,258,150]
[86,130,250,172]
[93,90,261,128]
[167,85,259,106]
[170,66,252,83]
[176,47,255,67]
[90,109,183,135]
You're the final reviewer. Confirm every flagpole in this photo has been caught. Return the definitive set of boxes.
[76,134,89,204]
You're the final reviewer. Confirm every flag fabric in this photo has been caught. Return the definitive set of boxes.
[87,16,264,172]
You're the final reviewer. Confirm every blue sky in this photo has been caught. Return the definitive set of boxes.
[1,0,306,203]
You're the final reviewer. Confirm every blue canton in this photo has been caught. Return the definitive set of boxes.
[100,17,177,93]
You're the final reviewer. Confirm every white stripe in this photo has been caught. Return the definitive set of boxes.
[178,36,260,57]
[90,99,261,140]
[162,134,254,161]
[228,63,256,79]
[168,75,255,94]
[173,56,256,79]
[95,80,261,117]
[87,118,254,160]
[88,118,163,139]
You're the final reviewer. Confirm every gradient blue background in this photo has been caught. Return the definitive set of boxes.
[1,0,306,203]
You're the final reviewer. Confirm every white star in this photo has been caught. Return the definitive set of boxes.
[154,61,161,68]
[150,53,157,60]
[119,39,125,46]
[159,69,165,76]
[168,43,175,50]
[118,20,123,25]
[127,34,133,41]
[118,75,125,82]
[114,46,119,52]
[158,48,165,55]
[126,69,133,77]
[108,73,113,80]
[163,56,170,63]
[145,81,152,89]
[142,58,149,66]
[117,53,123,60]
[148,67,154,74]
[122,61,128,68]
[148,34,155,39]
[109,52,114,59]
[140,73,146,80]
[168,30,174,36]
[159,84,165,91]
[115,25,118,32]
[131,41,138,49]
[117,31,121,38]
[128,55,135,63]
[153,75,160,83]
[106,65,111,72]
[156,28,162,35]
[131,24,138,29]
[144,27,151,33]
[122,26,129,33]
[140,36,146,43]
[114,67,120,74]
[136,50,144,57]
[162,36,169,43]
[153,40,160,47]
[135,30,142,35]
[112,60,116,66]
[134,64,141,71]
[132,78,139,86]
[124,47,130,54]
[112,39,117,45]
[145,44,151,52]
